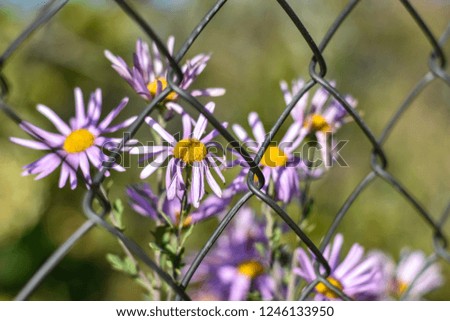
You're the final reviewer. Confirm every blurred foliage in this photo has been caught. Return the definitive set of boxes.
[0,0,449,300]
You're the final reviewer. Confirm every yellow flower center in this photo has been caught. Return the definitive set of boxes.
[390,279,408,298]
[315,277,344,299]
[237,260,264,279]
[63,129,95,153]
[182,215,193,227]
[397,281,408,296]
[304,114,332,132]
[173,139,207,164]
[260,146,288,167]
[175,212,193,228]
[147,77,177,100]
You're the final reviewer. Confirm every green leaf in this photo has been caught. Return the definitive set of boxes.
[152,225,172,247]
[106,253,125,272]
[180,224,195,248]
[160,253,167,267]
[149,242,162,253]
[112,199,125,230]
[255,242,266,257]
[165,244,177,255]
[123,257,138,276]
[272,226,282,244]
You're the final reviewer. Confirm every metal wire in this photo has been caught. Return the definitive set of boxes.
[0,0,448,301]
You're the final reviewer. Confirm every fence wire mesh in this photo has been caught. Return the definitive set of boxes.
[0,0,449,301]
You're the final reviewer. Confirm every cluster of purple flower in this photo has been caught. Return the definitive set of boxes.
[189,208,442,301]
[10,36,443,300]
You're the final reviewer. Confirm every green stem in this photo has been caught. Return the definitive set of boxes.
[109,208,156,298]
[168,166,192,285]
[286,251,298,300]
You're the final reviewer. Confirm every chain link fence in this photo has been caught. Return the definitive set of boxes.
[0,0,449,301]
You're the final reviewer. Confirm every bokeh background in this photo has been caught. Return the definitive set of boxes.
[0,0,449,300]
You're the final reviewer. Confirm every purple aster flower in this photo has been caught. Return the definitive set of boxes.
[10,88,136,189]
[188,191,232,222]
[105,37,225,112]
[129,102,225,208]
[126,182,228,226]
[126,183,183,225]
[185,173,249,222]
[190,207,276,300]
[370,249,443,300]
[191,290,223,301]
[230,112,304,203]
[294,234,384,301]
[280,78,357,166]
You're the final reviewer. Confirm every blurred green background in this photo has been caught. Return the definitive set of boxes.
[0,0,449,300]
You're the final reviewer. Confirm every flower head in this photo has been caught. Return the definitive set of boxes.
[370,249,443,300]
[294,234,384,300]
[126,182,228,226]
[127,183,184,226]
[129,102,225,208]
[191,207,275,300]
[10,88,135,189]
[230,112,304,203]
[281,78,357,166]
[105,37,225,113]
